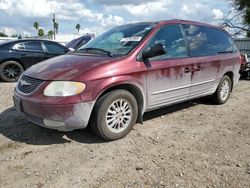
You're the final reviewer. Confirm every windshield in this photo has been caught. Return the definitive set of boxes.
[78,23,156,56]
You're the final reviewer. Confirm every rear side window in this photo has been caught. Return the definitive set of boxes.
[146,24,188,61]
[23,41,43,52]
[44,42,66,53]
[183,24,236,57]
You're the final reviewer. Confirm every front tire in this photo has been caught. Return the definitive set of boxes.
[213,75,232,104]
[91,89,138,141]
[0,61,24,82]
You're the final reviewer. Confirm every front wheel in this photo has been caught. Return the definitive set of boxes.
[91,89,138,141]
[213,75,232,104]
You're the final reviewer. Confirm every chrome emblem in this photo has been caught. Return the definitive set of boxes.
[20,79,32,86]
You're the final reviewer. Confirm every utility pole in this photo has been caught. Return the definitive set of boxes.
[53,13,56,40]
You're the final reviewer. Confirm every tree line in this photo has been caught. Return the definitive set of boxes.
[0,22,81,39]
[33,22,81,38]
[220,0,250,37]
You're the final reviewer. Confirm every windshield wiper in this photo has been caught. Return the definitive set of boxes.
[78,47,112,57]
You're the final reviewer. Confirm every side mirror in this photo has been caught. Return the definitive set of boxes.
[142,44,166,59]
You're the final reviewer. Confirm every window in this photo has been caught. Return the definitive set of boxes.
[183,24,236,57]
[145,24,188,61]
[15,43,25,50]
[23,41,43,52]
[79,23,156,56]
[44,42,66,53]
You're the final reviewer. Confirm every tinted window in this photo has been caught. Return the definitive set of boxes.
[15,43,25,50]
[44,42,66,53]
[145,24,188,61]
[183,24,236,57]
[23,41,43,52]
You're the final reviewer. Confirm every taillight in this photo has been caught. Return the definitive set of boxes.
[240,54,247,65]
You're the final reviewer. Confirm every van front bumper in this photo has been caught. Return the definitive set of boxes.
[13,95,95,131]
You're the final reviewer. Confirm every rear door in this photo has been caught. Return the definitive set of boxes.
[144,24,192,110]
[15,41,46,68]
[182,24,223,98]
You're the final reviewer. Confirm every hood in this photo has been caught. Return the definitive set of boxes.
[24,53,113,80]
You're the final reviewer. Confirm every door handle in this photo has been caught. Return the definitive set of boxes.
[193,66,201,72]
[184,67,191,73]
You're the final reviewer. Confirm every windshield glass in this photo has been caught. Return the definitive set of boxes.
[78,23,156,56]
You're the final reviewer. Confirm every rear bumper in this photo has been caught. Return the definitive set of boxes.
[13,94,95,131]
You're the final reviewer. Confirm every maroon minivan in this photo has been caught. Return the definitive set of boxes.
[13,20,241,140]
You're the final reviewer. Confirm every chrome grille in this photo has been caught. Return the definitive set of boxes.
[17,75,44,94]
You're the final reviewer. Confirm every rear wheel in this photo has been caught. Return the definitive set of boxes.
[0,61,24,82]
[91,89,138,141]
[213,75,232,104]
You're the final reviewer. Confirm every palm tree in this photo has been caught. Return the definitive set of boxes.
[53,22,59,34]
[38,28,44,37]
[47,30,54,39]
[76,24,80,34]
[33,22,39,30]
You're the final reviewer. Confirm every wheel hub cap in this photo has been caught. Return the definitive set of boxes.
[3,64,21,80]
[220,80,230,101]
[106,99,132,133]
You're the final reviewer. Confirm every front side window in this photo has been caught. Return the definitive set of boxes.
[144,24,188,61]
[23,41,43,52]
[78,23,156,56]
[183,24,236,57]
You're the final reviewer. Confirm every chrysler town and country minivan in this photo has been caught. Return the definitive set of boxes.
[13,20,241,140]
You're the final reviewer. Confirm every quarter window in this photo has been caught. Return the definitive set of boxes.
[183,24,236,57]
[15,43,25,50]
[145,24,188,61]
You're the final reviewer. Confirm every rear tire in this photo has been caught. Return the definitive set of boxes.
[0,61,24,82]
[91,89,138,141]
[212,75,232,104]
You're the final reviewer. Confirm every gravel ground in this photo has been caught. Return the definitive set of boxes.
[0,81,249,188]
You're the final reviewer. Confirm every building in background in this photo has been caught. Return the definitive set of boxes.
[234,38,250,55]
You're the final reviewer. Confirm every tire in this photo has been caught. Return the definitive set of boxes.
[0,61,24,82]
[212,75,232,104]
[91,89,138,141]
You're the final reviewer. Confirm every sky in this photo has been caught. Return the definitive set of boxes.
[0,0,232,41]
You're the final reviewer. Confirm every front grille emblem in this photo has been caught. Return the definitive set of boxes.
[20,79,32,86]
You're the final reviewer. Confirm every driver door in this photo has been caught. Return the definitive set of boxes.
[144,24,193,110]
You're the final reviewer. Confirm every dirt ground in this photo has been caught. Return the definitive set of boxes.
[0,81,249,188]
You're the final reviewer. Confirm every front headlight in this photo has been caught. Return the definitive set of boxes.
[44,81,86,97]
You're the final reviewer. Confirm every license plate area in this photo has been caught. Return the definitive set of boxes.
[13,96,23,112]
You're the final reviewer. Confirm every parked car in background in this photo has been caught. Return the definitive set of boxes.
[14,20,240,141]
[0,39,69,82]
[65,35,93,50]
[239,53,250,79]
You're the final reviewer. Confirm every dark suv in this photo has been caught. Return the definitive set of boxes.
[0,39,69,82]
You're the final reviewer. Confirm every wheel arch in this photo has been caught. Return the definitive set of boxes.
[0,58,25,70]
[94,82,146,124]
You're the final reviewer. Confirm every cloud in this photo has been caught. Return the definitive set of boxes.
[122,1,169,16]
[92,0,157,6]
[212,9,224,20]
[0,0,231,42]
[0,27,16,36]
